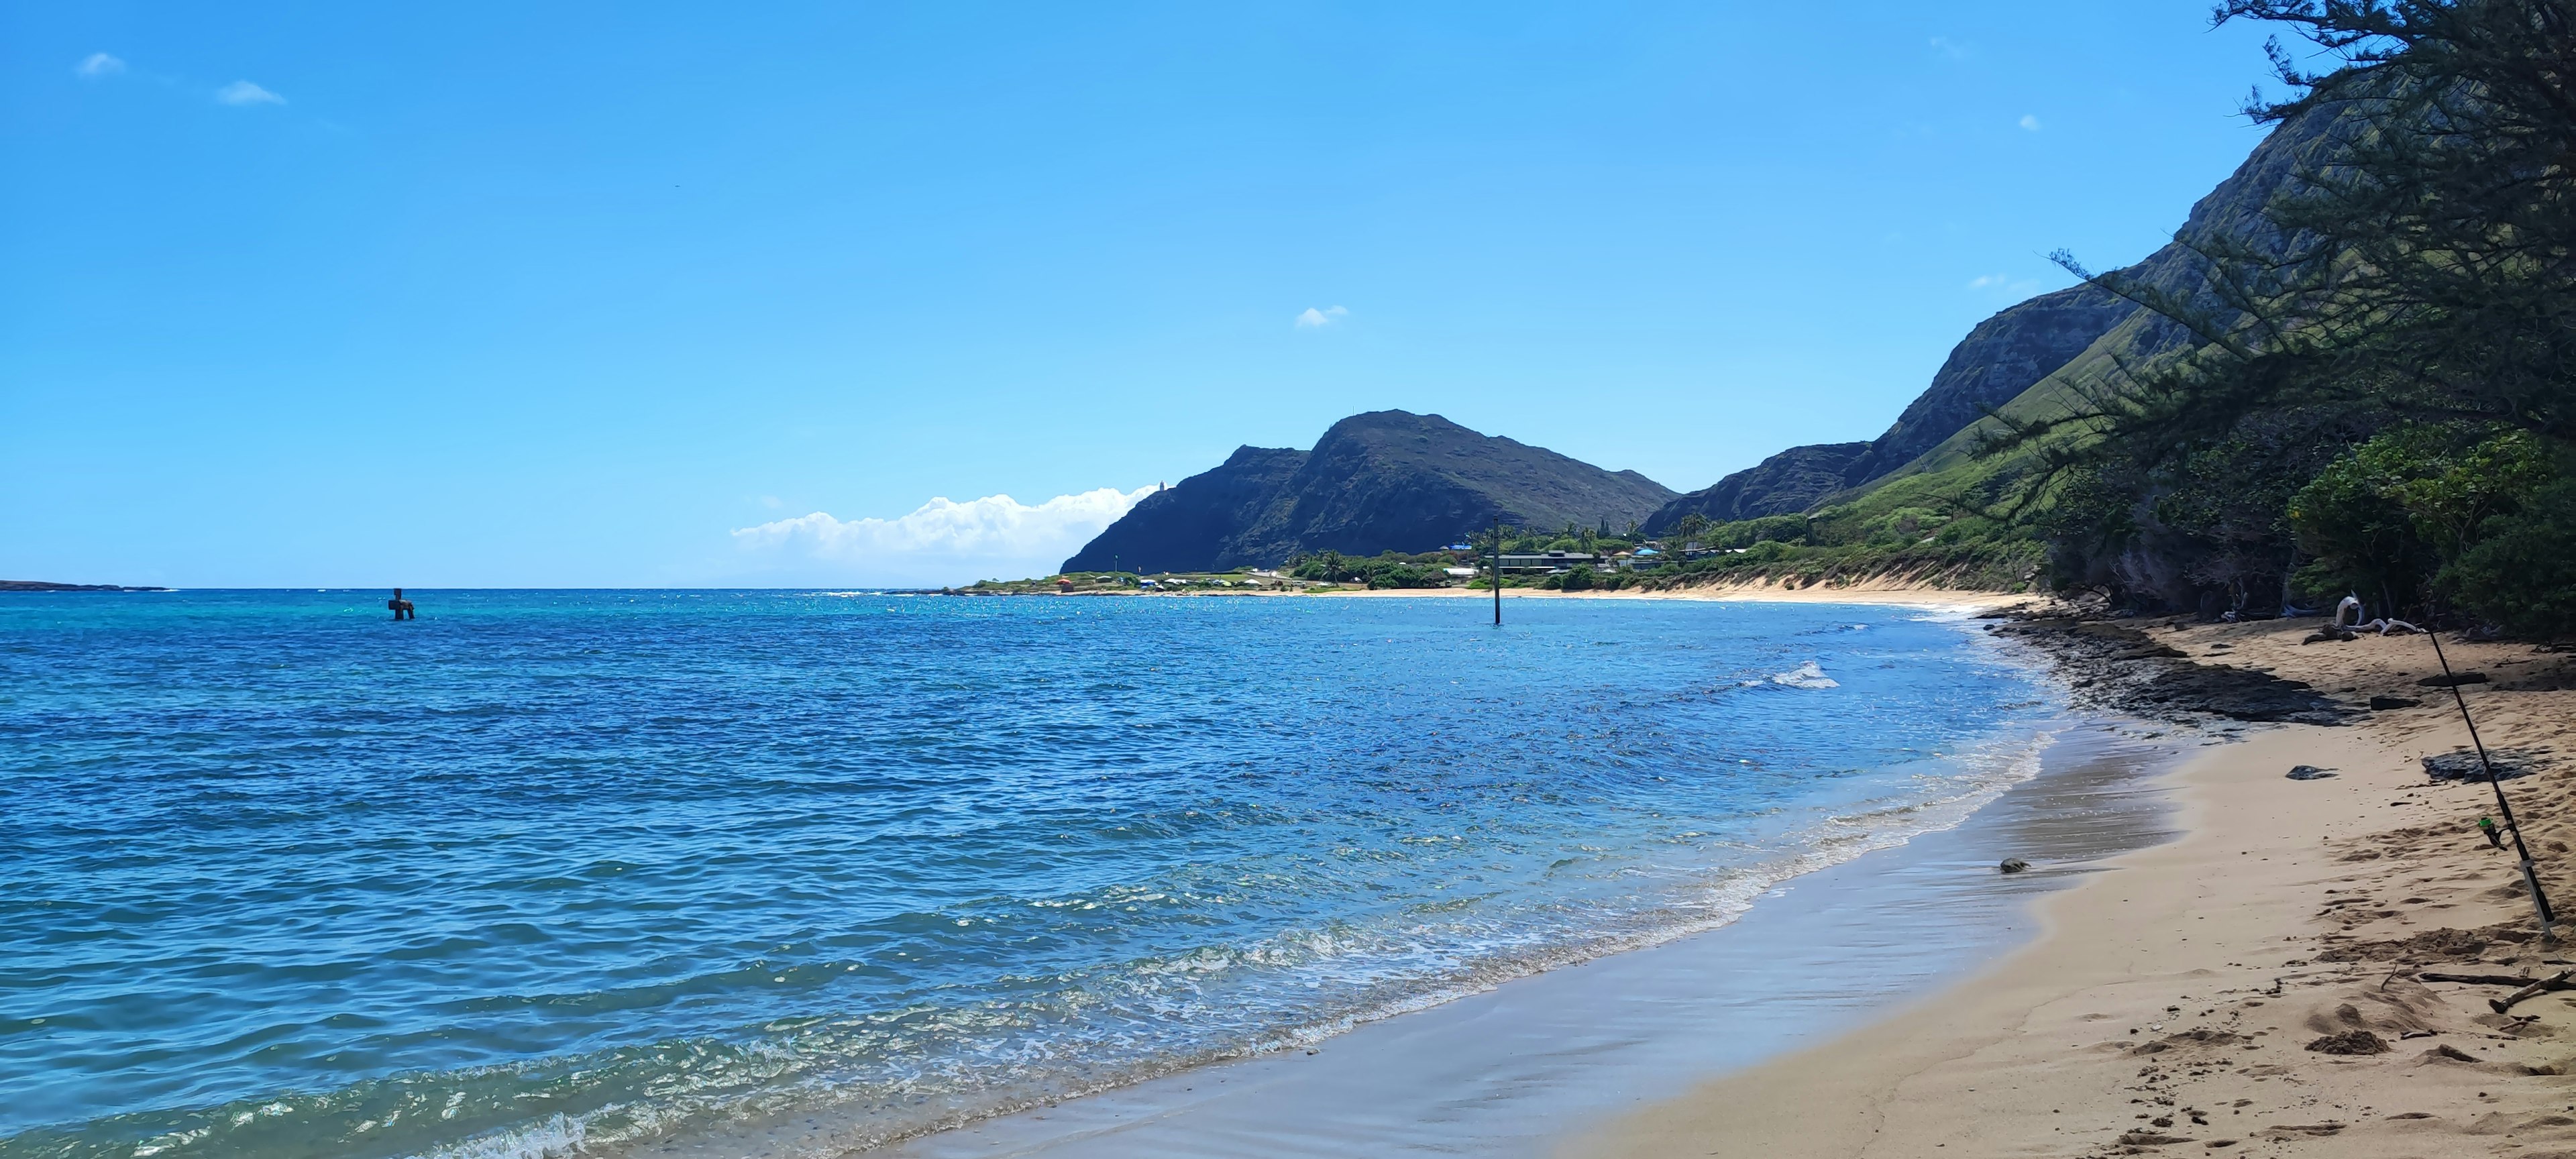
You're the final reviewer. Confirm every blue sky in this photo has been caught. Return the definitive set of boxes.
[3,3,2284,588]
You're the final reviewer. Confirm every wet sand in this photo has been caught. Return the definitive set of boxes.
[1569,618,2576,1159]
[867,722,2183,1158]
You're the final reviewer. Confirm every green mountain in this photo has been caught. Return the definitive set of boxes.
[1646,101,2347,539]
[1063,410,1674,573]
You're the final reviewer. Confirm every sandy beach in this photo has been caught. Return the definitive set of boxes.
[1570,616,2576,1159]
[835,720,2182,1159]
[624,600,2576,1159]
[1265,578,2040,612]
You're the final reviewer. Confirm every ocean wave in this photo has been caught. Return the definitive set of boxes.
[1770,660,1839,689]
[3,592,2063,1159]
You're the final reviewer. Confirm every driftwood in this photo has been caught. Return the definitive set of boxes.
[2487,969,2575,1014]
[2420,971,2544,987]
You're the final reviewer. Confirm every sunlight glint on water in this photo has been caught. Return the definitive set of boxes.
[0,592,2057,1159]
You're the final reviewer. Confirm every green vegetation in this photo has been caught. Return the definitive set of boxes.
[1644,2,2576,632]
[2027,0,2576,630]
[1285,550,1458,588]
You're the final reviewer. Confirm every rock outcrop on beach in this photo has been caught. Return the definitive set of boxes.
[1063,410,1674,573]
[1991,616,2348,724]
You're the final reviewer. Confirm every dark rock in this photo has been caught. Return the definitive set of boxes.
[1992,618,2345,724]
[2302,628,2357,644]
[2286,765,2338,781]
[2305,1030,2391,1055]
[1833,284,2141,488]
[2417,672,2489,687]
[2369,696,2421,710]
[1642,287,2140,529]
[1067,446,1308,575]
[2422,749,2540,783]
[1640,442,1866,531]
[1999,857,2031,873]
[1062,410,1675,573]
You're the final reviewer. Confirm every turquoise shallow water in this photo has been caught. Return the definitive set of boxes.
[0,591,2057,1159]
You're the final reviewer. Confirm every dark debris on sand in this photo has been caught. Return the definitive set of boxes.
[2422,749,2545,783]
[1991,618,2347,724]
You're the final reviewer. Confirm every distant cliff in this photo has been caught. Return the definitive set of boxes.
[1063,410,1674,573]
[1639,443,1868,532]
[1644,285,2137,533]
[1646,105,2343,537]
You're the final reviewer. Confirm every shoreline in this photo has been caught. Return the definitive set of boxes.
[858,719,2183,1159]
[968,578,2041,613]
[617,600,2124,1159]
[1305,581,2035,611]
[1568,617,2576,1158]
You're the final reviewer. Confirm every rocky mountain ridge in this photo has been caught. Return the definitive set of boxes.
[1646,106,2341,533]
[1061,410,1673,573]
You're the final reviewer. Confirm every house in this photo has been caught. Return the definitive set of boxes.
[1497,551,1607,573]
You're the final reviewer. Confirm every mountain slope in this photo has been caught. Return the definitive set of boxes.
[1062,410,1674,573]
[1061,447,1309,575]
[1640,286,2137,535]
[1651,105,2346,541]
[1890,103,2350,482]
[1639,443,1868,532]
[1834,284,2141,485]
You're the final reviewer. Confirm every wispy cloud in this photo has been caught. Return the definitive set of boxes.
[731,486,1155,586]
[215,80,284,107]
[1968,272,2041,295]
[76,53,125,78]
[2018,113,2042,131]
[1294,305,1349,329]
[1928,36,1972,60]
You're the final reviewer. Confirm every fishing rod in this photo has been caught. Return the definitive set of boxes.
[2427,627,2556,940]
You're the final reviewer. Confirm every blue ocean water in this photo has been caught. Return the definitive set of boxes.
[0,591,2058,1159]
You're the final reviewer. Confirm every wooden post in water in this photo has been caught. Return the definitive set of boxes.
[1491,516,1502,626]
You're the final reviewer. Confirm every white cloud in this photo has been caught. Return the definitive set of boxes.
[2018,114,2042,131]
[215,80,285,106]
[76,53,125,78]
[1294,305,1349,329]
[731,486,1155,587]
[1968,272,2040,294]
[1928,37,1972,60]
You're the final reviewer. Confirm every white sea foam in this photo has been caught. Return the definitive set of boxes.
[410,1113,587,1159]
[1770,660,1839,689]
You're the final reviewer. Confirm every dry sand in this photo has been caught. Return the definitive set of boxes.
[1312,579,2039,612]
[1565,617,2576,1159]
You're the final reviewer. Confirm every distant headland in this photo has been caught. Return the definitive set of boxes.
[1,580,170,592]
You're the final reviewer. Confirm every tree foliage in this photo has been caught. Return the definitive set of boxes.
[1979,0,2576,628]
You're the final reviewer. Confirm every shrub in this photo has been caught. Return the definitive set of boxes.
[2445,470,2576,638]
